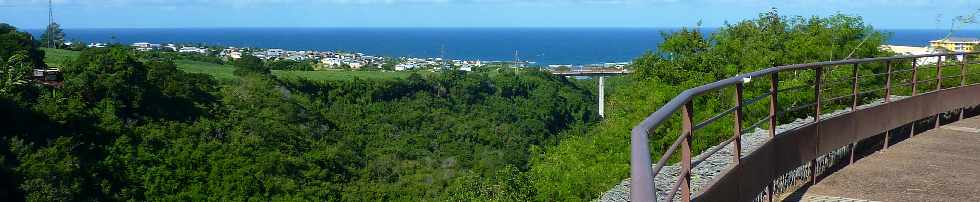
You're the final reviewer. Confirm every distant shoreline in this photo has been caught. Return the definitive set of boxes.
[24,28,980,65]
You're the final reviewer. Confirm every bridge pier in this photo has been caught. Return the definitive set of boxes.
[598,76,605,118]
[549,70,629,119]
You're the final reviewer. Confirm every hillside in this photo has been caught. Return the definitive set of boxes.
[5,37,599,200]
[526,12,897,200]
[40,48,79,67]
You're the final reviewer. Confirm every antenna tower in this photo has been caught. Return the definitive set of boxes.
[47,0,54,48]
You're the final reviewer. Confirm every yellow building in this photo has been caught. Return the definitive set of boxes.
[929,37,980,52]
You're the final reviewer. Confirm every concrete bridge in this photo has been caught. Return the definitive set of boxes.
[551,69,630,118]
[626,52,980,201]
[551,69,631,77]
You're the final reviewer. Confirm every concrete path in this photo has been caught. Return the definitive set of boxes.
[793,116,980,202]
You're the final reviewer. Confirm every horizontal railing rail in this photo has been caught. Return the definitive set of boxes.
[630,52,980,201]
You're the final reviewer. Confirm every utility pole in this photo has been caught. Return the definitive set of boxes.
[47,0,54,48]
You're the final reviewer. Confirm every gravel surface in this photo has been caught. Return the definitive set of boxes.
[597,96,906,202]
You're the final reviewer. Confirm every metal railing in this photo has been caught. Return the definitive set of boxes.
[630,52,980,201]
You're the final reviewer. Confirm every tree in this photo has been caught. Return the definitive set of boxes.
[531,10,891,200]
[0,53,34,96]
[232,55,270,76]
[9,137,84,201]
[68,40,86,51]
[40,22,66,49]
[0,23,45,68]
[381,59,397,71]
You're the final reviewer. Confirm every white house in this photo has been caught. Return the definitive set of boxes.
[228,52,242,59]
[87,43,107,48]
[321,58,342,66]
[132,42,150,47]
[164,44,178,51]
[179,47,208,54]
[347,62,364,69]
[395,63,416,71]
[881,45,946,64]
[266,49,285,57]
[131,42,154,51]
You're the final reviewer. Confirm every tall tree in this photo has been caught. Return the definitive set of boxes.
[0,23,45,68]
[40,22,65,49]
[0,54,33,95]
[232,55,270,76]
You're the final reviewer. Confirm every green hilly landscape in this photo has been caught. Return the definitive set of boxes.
[4,9,980,201]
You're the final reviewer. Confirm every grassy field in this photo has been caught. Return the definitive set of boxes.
[175,60,238,80]
[41,48,81,67]
[40,48,421,81]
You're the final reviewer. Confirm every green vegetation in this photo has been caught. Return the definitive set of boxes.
[266,59,316,71]
[7,10,980,201]
[231,55,271,76]
[0,24,45,68]
[528,10,896,200]
[135,48,225,64]
[40,48,80,67]
[39,22,65,49]
[43,48,426,82]
[2,23,598,201]
[173,59,237,80]
[274,70,420,81]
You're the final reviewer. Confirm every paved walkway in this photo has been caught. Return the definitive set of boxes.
[793,116,980,202]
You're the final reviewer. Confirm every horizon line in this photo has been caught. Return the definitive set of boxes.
[17,26,980,31]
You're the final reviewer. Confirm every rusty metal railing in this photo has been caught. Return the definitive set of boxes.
[630,52,980,201]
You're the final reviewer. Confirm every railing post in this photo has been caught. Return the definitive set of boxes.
[911,59,919,137]
[815,68,823,121]
[884,61,893,102]
[961,53,968,87]
[935,56,943,129]
[884,61,893,150]
[960,54,968,121]
[767,73,780,202]
[850,63,859,164]
[681,102,694,202]
[733,83,744,164]
[812,67,823,185]
[936,55,944,91]
[911,59,919,96]
[769,73,779,138]
[851,63,860,111]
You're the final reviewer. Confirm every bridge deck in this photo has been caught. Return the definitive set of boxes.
[791,116,980,202]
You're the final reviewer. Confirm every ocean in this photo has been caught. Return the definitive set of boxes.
[25,28,980,65]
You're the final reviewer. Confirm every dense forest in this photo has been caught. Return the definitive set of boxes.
[0,22,598,201]
[3,9,978,201]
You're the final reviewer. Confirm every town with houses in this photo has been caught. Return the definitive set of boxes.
[25,37,980,91]
[76,37,980,76]
[105,41,631,72]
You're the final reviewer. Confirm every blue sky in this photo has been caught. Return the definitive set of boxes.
[1,0,979,29]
